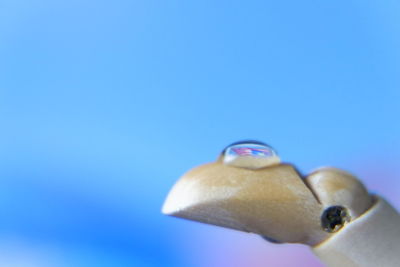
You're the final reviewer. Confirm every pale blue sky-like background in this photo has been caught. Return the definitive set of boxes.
[0,1,399,266]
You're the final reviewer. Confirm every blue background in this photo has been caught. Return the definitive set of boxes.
[1,1,399,266]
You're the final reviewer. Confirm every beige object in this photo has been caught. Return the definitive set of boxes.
[305,167,372,219]
[162,142,400,266]
[313,197,400,267]
[163,162,329,245]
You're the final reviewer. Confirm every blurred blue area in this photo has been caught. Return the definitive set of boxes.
[0,1,399,266]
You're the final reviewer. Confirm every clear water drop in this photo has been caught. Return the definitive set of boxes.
[222,141,280,169]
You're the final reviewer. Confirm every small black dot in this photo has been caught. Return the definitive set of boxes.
[321,206,350,233]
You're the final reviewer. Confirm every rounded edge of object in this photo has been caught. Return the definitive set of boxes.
[312,196,400,267]
[305,167,372,219]
[163,161,327,245]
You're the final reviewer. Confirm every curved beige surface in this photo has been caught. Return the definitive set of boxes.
[305,167,372,218]
[313,197,400,267]
[163,149,399,265]
[163,162,329,245]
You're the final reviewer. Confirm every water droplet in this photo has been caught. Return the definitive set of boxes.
[222,141,280,169]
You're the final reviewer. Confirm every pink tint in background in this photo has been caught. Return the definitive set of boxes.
[1,0,400,266]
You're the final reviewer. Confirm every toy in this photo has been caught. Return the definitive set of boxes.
[162,141,400,266]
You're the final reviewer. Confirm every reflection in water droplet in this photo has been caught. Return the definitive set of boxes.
[222,141,280,169]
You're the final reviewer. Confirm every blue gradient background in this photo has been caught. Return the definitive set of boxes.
[1,1,399,266]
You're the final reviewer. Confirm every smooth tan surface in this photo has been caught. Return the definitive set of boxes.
[305,167,372,218]
[163,162,329,245]
[313,197,400,267]
[162,155,399,266]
